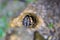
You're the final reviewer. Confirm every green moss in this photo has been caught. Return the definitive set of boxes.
[0,29,6,38]
[25,0,36,4]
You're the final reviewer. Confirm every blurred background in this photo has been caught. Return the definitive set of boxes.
[1,0,60,40]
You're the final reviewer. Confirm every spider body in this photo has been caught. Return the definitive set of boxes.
[23,15,34,27]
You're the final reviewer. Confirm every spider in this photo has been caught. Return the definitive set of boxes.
[23,15,34,27]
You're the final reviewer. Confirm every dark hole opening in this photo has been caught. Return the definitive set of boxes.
[23,14,37,28]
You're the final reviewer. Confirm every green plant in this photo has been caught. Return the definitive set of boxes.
[48,23,54,29]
